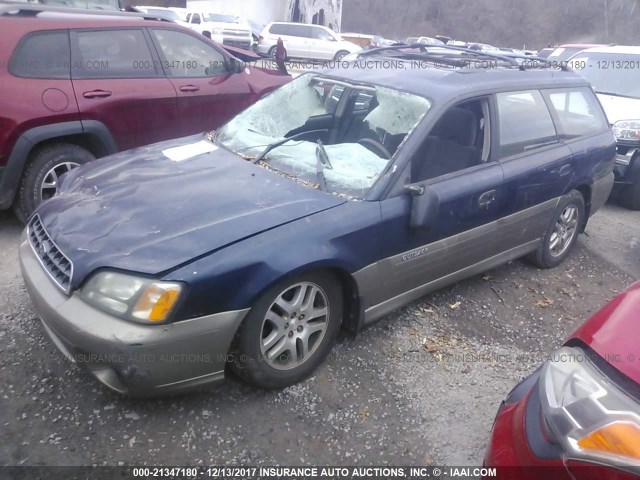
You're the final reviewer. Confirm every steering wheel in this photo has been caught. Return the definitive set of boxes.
[357,138,391,160]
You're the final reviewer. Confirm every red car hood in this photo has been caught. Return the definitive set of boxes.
[571,282,640,384]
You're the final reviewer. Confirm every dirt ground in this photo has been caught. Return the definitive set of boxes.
[0,201,638,466]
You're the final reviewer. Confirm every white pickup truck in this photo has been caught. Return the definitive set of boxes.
[184,11,253,50]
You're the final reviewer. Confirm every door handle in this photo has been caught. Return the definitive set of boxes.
[559,164,572,177]
[478,189,497,208]
[179,85,200,92]
[83,90,112,99]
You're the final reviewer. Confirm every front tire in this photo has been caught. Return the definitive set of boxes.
[528,190,585,269]
[14,143,93,223]
[232,271,342,389]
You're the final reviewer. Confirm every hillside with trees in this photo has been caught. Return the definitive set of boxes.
[342,0,640,49]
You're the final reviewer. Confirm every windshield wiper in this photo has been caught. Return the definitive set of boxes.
[315,139,333,192]
[252,129,329,164]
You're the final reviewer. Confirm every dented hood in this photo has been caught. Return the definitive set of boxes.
[36,134,345,288]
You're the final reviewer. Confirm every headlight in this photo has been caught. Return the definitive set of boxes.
[80,271,183,324]
[540,346,640,469]
[612,120,640,142]
[210,27,223,34]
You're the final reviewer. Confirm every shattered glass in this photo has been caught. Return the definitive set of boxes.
[365,87,431,135]
[215,73,431,198]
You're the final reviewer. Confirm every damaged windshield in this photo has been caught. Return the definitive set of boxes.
[215,74,431,198]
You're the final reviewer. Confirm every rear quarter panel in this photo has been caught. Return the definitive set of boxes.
[0,24,81,163]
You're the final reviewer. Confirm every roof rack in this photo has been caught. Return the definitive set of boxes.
[0,2,172,21]
[358,43,569,71]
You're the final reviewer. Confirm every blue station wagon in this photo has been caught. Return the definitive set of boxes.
[19,47,616,396]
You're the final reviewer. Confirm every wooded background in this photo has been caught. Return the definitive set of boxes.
[342,0,640,50]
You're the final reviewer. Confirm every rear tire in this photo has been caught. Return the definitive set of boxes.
[620,181,640,210]
[527,190,585,269]
[232,271,342,389]
[268,46,286,61]
[14,143,93,223]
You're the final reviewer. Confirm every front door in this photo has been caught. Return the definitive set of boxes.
[150,28,253,136]
[365,98,504,317]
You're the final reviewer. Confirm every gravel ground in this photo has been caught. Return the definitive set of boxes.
[0,201,637,467]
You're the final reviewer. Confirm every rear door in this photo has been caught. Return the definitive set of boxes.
[149,28,253,135]
[308,26,338,60]
[70,28,178,151]
[496,89,574,250]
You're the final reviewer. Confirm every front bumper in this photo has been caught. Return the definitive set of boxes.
[223,36,252,50]
[19,236,248,397]
[613,147,639,186]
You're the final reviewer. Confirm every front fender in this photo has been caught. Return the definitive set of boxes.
[0,120,117,209]
[164,200,383,321]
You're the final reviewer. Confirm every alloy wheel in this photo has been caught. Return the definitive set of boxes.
[39,162,80,202]
[259,281,330,370]
[549,205,578,257]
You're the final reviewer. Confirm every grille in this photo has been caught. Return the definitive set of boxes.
[222,29,249,36]
[28,215,73,294]
[223,38,252,49]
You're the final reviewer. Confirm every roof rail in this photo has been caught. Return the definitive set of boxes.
[0,2,171,21]
[359,43,569,71]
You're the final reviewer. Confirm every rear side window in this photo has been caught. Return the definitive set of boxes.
[269,24,289,35]
[497,90,558,158]
[543,87,608,139]
[9,31,70,79]
[73,29,157,78]
[289,24,311,38]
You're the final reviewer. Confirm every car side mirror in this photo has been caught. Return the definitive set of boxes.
[227,57,246,74]
[405,184,439,229]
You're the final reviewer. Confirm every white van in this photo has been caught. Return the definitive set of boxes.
[257,22,360,61]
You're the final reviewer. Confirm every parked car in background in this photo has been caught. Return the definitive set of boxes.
[341,33,398,49]
[485,281,640,478]
[130,5,189,27]
[497,47,526,56]
[184,11,252,50]
[536,47,556,58]
[569,45,640,210]
[30,0,122,10]
[546,43,603,64]
[257,22,361,60]
[0,4,290,221]
[406,36,445,46]
[19,46,615,396]
[246,19,266,47]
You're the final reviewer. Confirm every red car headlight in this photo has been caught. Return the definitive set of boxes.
[540,346,640,470]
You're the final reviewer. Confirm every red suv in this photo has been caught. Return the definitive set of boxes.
[0,4,289,221]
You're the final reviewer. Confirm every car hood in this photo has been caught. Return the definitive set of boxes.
[570,282,640,384]
[36,134,345,288]
[596,93,640,124]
